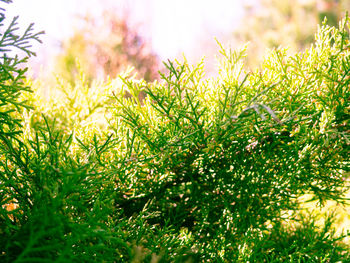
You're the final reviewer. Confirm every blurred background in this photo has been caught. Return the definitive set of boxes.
[5,0,350,81]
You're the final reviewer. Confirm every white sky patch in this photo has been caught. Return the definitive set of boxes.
[4,0,246,67]
[152,0,244,59]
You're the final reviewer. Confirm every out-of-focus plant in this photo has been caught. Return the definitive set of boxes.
[54,10,160,85]
[232,0,350,68]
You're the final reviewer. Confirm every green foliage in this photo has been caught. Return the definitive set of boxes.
[109,17,349,260]
[244,214,349,262]
[1,1,349,262]
[0,2,127,262]
[0,3,42,136]
[0,0,42,223]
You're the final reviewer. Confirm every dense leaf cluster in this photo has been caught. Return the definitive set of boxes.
[0,1,349,262]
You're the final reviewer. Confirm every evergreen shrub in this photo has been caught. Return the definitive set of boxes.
[1,1,349,261]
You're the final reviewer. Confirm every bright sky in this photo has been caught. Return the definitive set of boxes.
[5,0,248,70]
